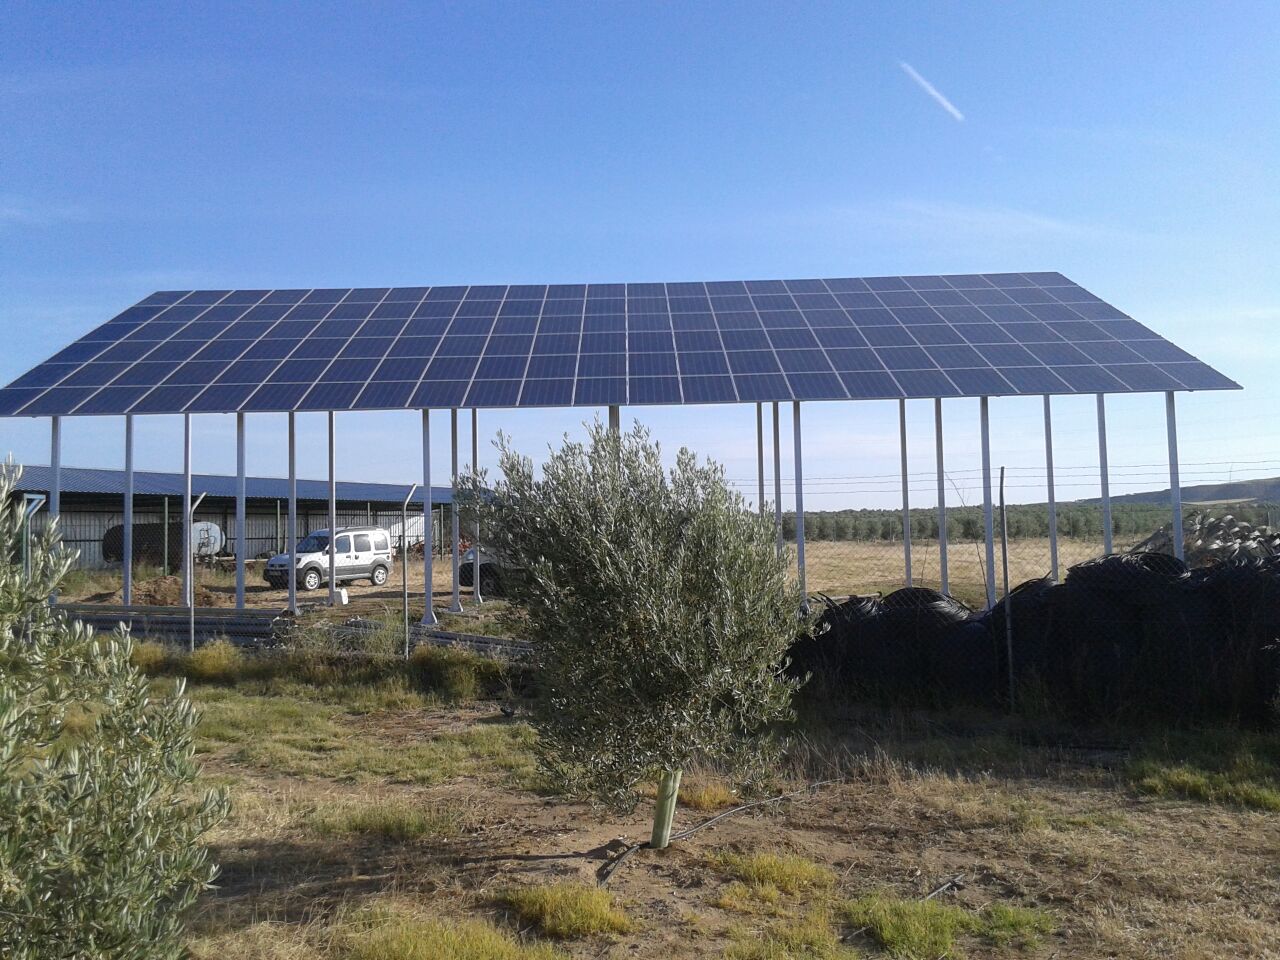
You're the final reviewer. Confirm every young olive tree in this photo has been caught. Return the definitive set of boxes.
[460,422,812,848]
[0,463,228,959]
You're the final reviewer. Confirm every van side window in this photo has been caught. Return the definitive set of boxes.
[372,534,388,552]
[355,533,372,552]
[335,535,351,553]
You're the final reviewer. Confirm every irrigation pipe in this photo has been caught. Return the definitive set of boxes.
[596,777,844,887]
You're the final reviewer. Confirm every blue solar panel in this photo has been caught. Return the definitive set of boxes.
[0,274,1240,416]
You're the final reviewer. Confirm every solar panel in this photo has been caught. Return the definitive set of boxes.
[0,274,1240,417]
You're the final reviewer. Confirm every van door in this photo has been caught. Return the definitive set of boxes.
[333,534,354,580]
[352,532,374,577]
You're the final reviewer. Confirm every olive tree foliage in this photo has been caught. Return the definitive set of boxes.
[0,462,228,959]
[459,422,814,820]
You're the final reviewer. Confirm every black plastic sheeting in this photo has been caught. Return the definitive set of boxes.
[789,554,1280,723]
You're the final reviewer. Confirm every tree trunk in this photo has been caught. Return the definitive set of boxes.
[650,768,682,849]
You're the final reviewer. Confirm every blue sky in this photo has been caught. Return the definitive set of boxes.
[2,1,1277,511]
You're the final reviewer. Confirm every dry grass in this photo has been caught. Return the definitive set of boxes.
[173,659,1280,960]
[714,852,836,896]
[497,883,632,938]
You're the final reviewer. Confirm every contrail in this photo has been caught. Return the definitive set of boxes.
[898,61,965,122]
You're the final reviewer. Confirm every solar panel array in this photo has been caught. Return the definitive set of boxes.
[0,273,1238,417]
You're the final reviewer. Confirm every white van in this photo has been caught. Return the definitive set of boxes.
[264,526,394,591]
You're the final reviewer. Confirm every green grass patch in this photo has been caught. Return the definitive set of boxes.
[841,892,1053,958]
[342,906,564,959]
[715,852,836,896]
[310,798,467,842]
[192,686,538,787]
[723,908,857,959]
[1129,728,1280,811]
[498,882,631,938]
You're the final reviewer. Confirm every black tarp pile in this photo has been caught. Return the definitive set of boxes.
[792,553,1280,722]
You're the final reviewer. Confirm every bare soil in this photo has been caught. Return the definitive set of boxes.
[191,697,1280,960]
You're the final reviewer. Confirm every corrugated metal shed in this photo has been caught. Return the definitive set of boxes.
[13,464,452,505]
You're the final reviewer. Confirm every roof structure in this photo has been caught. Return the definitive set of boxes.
[12,464,452,505]
[0,273,1239,417]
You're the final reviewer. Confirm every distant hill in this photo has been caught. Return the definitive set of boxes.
[1089,476,1280,506]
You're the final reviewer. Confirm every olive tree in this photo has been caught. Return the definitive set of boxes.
[0,462,227,959]
[460,422,812,848]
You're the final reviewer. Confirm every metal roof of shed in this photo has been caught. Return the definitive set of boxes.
[12,464,451,505]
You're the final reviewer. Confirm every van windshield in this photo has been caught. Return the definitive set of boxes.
[295,533,330,553]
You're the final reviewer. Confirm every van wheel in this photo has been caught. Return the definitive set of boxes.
[302,568,321,591]
[370,565,388,586]
[479,566,502,597]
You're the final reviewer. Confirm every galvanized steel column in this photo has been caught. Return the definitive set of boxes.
[235,412,246,609]
[1043,396,1059,581]
[421,409,437,625]
[980,397,996,609]
[934,399,949,595]
[123,415,134,605]
[899,398,912,586]
[1166,391,1184,561]
[449,408,462,613]
[756,402,765,515]
[182,414,192,608]
[1097,394,1113,555]
[287,413,298,615]
[471,408,482,604]
[792,402,807,599]
[771,401,782,557]
[608,404,620,434]
[327,411,337,606]
[49,416,61,522]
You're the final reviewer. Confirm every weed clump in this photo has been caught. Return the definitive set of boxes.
[841,891,1055,958]
[311,798,465,841]
[185,639,245,683]
[715,852,836,896]
[498,882,631,938]
[345,906,564,959]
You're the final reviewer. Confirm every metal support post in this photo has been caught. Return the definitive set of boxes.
[471,408,482,604]
[1043,396,1059,581]
[49,416,61,522]
[608,403,620,434]
[980,397,996,609]
[1166,391,1184,561]
[287,413,298,615]
[934,398,949,595]
[792,402,807,600]
[187,491,207,652]
[401,482,419,657]
[327,411,337,605]
[1097,394,1113,555]
[449,408,462,613]
[123,415,134,605]
[235,411,246,609]
[771,401,783,557]
[756,402,765,515]
[899,398,912,585]
[421,409,438,625]
[182,414,192,608]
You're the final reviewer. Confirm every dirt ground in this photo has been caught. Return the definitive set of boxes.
[186,685,1280,960]
[64,537,1122,617]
